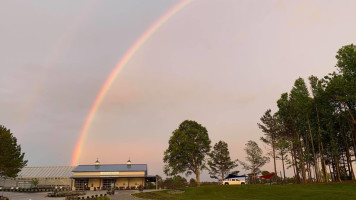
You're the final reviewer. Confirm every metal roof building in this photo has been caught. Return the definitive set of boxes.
[0,166,75,188]
[71,160,156,190]
[17,166,75,178]
[0,160,156,190]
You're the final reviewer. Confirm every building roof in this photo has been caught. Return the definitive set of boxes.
[72,164,147,172]
[17,166,75,178]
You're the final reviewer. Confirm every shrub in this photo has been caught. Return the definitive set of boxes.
[189,178,197,187]
[97,196,110,200]
[146,182,155,189]
[162,175,188,189]
[138,185,144,192]
[200,182,219,186]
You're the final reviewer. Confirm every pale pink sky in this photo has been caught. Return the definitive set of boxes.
[1,0,356,180]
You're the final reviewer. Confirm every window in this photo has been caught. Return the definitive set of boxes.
[18,181,32,189]
[74,179,89,190]
[103,179,116,189]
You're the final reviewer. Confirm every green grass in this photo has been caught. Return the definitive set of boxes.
[133,183,356,200]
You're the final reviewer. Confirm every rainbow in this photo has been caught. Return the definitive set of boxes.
[71,0,193,166]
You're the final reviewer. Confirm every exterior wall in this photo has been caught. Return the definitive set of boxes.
[88,179,100,190]
[73,171,145,177]
[0,178,71,188]
[0,179,17,187]
[116,178,129,188]
[116,178,145,187]
[119,172,145,176]
[115,178,145,188]
[73,172,100,176]
[128,178,145,188]
[71,179,75,191]
[72,177,145,190]
[72,169,147,190]
[38,178,71,186]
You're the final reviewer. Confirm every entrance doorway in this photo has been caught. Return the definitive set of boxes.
[74,178,89,190]
[103,179,116,189]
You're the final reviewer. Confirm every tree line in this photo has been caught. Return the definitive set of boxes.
[258,44,356,183]
[163,120,240,186]
[164,44,356,185]
[163,120,271,186]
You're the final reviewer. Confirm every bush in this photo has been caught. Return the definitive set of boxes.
[65,196,80,200]
[97,196,110,200]
[138,185,144,192]
[200,182,219,186]
[189,178,197,187]
[146,182,155,189]
[47,191,85,197]
[162,175,188,189]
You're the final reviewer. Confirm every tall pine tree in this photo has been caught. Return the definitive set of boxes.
[208,141,238,181]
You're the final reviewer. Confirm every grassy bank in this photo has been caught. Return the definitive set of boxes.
[133,183,356,200]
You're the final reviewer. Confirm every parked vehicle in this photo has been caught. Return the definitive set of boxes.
[222,178,245,185]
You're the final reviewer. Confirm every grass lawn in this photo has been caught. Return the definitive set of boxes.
[133,183,356,200]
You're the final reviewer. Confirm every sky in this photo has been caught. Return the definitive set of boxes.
[1,0,356,181]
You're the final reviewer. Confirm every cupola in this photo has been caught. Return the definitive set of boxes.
[127,159,131,168]
[95,159,100,166]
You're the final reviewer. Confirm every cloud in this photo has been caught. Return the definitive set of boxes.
[236,34,245,42]
[235,94,256,104]
[288,0,322,27]
[274,0,287,12]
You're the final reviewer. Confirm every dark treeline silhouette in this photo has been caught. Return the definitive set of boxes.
[259,44,356,183]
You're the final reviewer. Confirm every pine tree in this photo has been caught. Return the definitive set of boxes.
[258,109,279,183]
[239,140,269,183]
[208,141,238,181]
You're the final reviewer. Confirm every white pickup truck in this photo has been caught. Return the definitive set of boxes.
[222,178,246,185]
